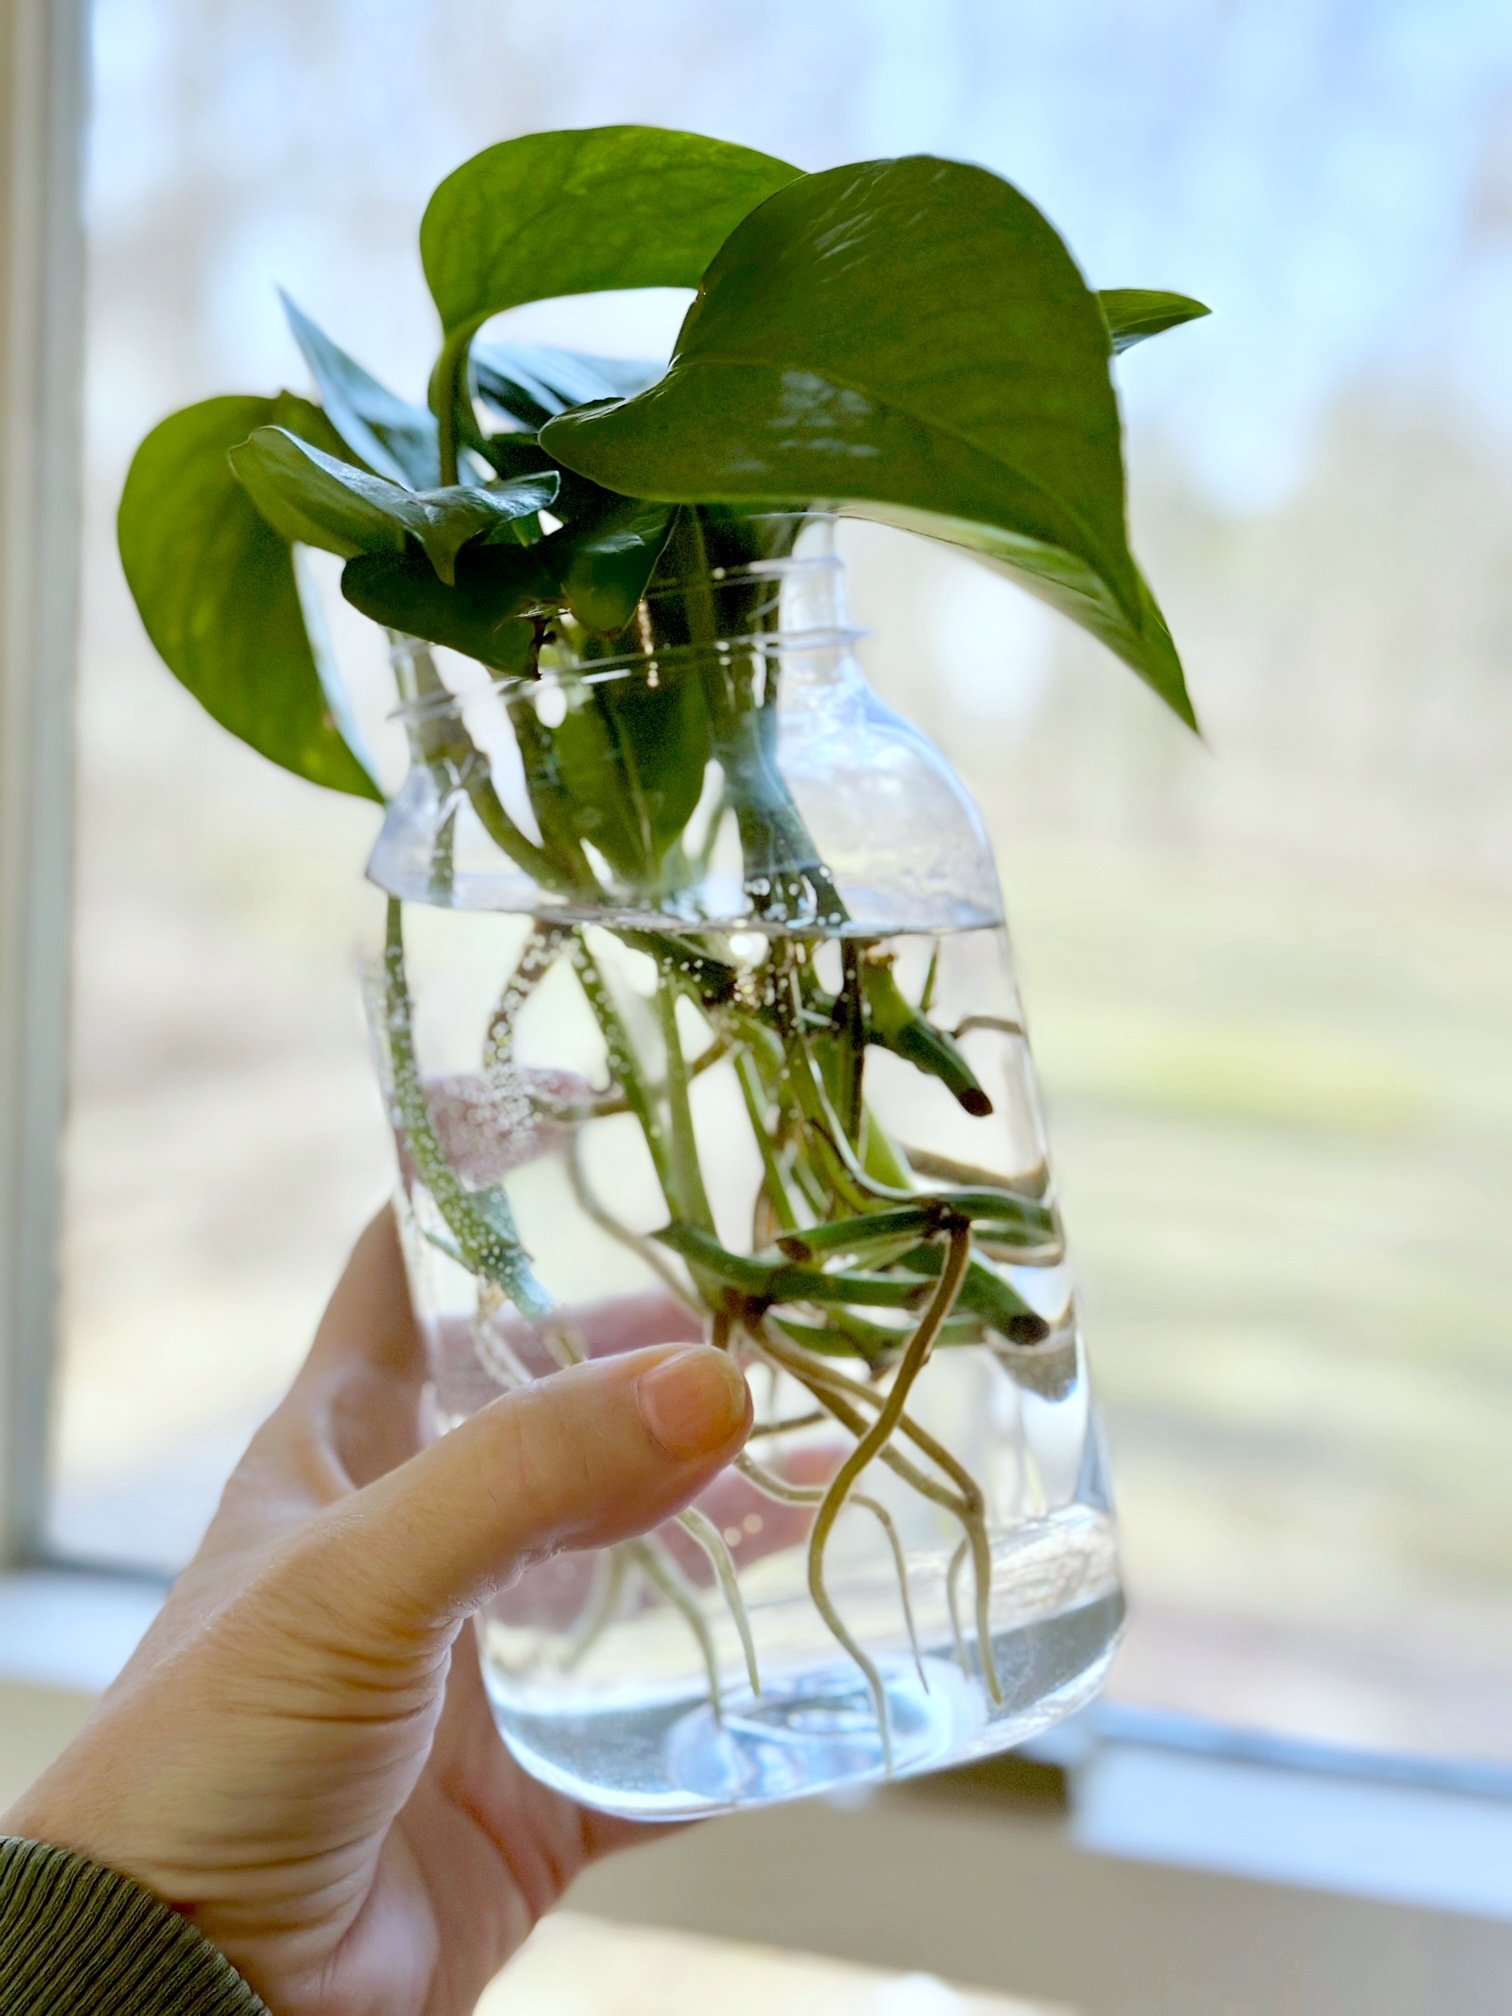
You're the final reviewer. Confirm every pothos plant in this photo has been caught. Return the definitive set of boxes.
[120,126,1205,1749]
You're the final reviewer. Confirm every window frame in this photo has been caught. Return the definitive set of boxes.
[0,0,88,1571]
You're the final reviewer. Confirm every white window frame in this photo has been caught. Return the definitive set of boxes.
[0,0,87,1571]
[0,6,1509,1985]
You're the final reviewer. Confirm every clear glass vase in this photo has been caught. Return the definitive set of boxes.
[363,512,1122,1818]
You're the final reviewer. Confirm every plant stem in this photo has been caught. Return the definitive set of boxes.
[435,329,470,488]
[484,922,568,1073]
[509,699,600,893]
[655,969,715,1234]
[381,900,550,1318]
[569,935,675,1199]
[654,1223,936,1310]
[390,634,568,892]
[735,1048,803,1234]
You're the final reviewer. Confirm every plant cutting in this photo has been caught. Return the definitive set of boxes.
[120,125,1207,1817]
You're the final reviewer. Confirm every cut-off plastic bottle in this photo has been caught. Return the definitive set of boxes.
[363,512,1124,1818]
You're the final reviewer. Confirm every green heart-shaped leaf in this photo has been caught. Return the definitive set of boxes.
[543,156,1195,725]
[551,665,712,881]
[281,292,440,487]
[339,481,672,661]
[1099,288,1210,355]
[264,389,360,466]
[421,127,798,340]
[118,395,381,799]
[341,544,546,672]
[472,343,663,430]
[231,426,558,582]
[409,477,561,582]
[547,496,676,632]
[229,425,411,558]
[473,433,558,483]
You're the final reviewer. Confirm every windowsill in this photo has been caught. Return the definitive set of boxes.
[2,1567,1509,1927]
[486,1911,1069,2016]
[1067,1724,1512,1920]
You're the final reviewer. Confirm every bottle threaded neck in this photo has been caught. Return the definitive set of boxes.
[390,512,858,725]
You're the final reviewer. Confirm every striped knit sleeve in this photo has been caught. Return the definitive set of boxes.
[0,1837,269,2015]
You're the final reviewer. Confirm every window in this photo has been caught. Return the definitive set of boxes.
[19,0,1512,1773]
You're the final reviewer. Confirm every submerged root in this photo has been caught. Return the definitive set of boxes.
[747,1407,826,1439]
[952,1012,1025,1042]
[945,1539,972,1679]
[565,1133,702,1313]
[755,1311,1004,1708]
[445,905,1018,1750]
[877,1398,1004,1710]
[757,1329,971,1520]
[561,1548,629,1673]
[478,1267,748,1710]
[797,1226,973,1769]
[532,1032,731,1124]
[737,1453,927,1690]
[529,1204,759,1706]
[629,1536,725,1724]
[677,1507,762,1698]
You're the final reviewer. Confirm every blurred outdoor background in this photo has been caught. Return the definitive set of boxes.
[51,0,1512,1769]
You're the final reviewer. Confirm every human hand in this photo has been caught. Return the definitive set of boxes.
[2,1209,752,2016]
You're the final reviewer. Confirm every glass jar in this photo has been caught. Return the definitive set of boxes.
[364,511,1122,1818]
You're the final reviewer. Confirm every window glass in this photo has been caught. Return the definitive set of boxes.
[55,0,1512,1763]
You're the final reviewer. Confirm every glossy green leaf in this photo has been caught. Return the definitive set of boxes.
[408,476,561,581]
[231,426,558,583]
[229,425,411,558]
[421,127,798,339]
[281,291,440,487]
[340,479,669,667]
[341,544,544,672]
[543,156,1194,725]
[548,496,676,631]
[551,668,712,881]
[265,388,360,465]
[118,395,381,798]
[1099,288,1211,355]
[473,432,559,484]
[472,343,662,430]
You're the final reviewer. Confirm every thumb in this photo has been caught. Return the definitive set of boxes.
[294,1342,751,1643]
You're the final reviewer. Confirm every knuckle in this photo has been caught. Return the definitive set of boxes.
[242,1514,451,1680]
